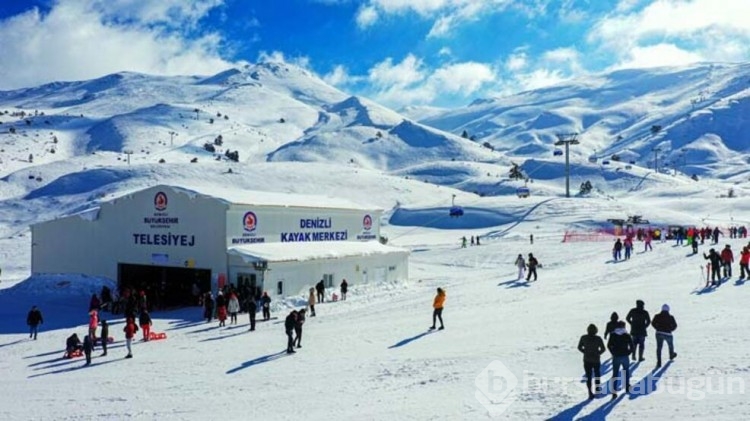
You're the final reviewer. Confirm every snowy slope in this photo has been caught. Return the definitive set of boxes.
[414,63,750,179]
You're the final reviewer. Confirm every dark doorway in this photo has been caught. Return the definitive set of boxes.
[118,263,211,309]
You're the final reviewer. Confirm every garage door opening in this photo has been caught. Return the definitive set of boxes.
[118,263,211,309]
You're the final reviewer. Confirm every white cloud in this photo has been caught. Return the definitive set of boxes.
[323,65,352,86]
[505,52,528,72]
[615,43,703,69]
[257,51,311,69]
[356,6,379,28]
[0,0,232,90]
[368,55,426,87]
[589,0,750,68]
[429,62,495,93]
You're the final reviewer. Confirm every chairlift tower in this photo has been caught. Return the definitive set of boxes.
[554,133,579,198]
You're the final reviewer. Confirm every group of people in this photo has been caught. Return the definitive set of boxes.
[460,235,482,248]
[577,300,678,400]
[514,253,540,281]
[703,243,750,285]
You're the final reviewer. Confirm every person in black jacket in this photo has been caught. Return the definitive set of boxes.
[626,300,651,362]
[100,320,109,356]
[607,321,634,399]
[340,279,348,301]
[285,310,298,354]
[294,309,306,348]
[83,334,93,366]
[316,280,325,303]
[704,248,722,285]
[603,312,619,340]
[578,324,606,399]
[203,292,214,322]
[652,304,678,368]
[26,305,43,340]
[246,297,257,331]
[261,292,271,320]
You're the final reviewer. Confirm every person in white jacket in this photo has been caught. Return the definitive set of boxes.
[514,254,526,280]
[227,293,240,325]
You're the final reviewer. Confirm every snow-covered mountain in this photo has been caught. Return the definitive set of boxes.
[411,63,750,180]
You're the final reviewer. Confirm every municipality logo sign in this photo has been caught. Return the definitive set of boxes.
[475,360,518,417]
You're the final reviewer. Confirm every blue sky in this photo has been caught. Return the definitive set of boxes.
[0,0,749,108]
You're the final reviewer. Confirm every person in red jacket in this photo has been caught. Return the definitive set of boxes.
[720,244,734,278]
[740,246,750,280]
[139,311,152,341]
[123,318,138,359]
[652,304,677,368]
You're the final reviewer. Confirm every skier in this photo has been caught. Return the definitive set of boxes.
[123,318,138,358]
[607,321,634,399]
[577,324,606,400]
[308,287,316,317]
[720,244,734,278]
[316,280,325,303]
[703,248,722,285]
[83,334,93,366]
[340,279,348,301]
[712,227,722,244]
[652,304,677,369]
[514,254,526,280]
[26,305,43,340]
[139,310,152,341]
[284,310,298,354]
[626,300,651,362]
[261,291,272,320]
[612,239,623,261]
[461,236,467,248]
[739,246,750,280]
[100,320,109,356]
[690,231,699,254]
[603,312,619,340]
[294,308,306,348]
[227,292,240,325]
[526,253,539,281]
[429,287,446,330]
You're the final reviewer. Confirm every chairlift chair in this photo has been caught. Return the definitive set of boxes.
[588,156,598,163]
[516,186,531,198]
[602,160,610,165]
[449,194,464,217]
[553,149,564,156]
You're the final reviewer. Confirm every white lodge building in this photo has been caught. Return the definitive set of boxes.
[31,184,409,306]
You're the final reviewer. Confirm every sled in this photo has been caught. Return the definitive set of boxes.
[148,332,167,341]
[63,349,83,359]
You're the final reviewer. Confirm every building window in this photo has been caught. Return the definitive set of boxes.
[323,273,333,288]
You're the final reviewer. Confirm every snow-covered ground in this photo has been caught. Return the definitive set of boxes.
[2,61,750,420]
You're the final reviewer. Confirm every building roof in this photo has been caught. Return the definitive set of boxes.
[228,241,408,263]
[128,184,381,211]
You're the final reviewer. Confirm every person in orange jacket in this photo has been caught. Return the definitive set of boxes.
[430,288,446,330]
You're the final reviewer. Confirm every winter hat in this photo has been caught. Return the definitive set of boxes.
[661,304,670,312]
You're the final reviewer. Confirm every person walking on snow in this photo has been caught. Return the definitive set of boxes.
[626,300,651,362]
[623,236,634,260]
[461,236,467,248]
[83,334,93,366]
[203,292,214,322]
[604,312,620,340]
[26,305,43,340]
[88,310,98,350]
[703,248,722,285]
[294,308,306,348]
[739,246,750,280]
[607,321,634,400]
[652,304,677,369]
[316,280,326,303]
[526,253,539,281]
[246,296,257,331]
[340,279,349,301]
[613,239,623,262]
[578,324,606,400]
[307,288,316,317]
[429,288,446,330]
[100,320,109,356]
[514,254,526,280]
[227,292,240,325]
[720,244,734,278]
[139,310,152,341]
[285,310,298,354]
[123,318,138,359]
[261,291,272,320]
[644,233,652,252]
